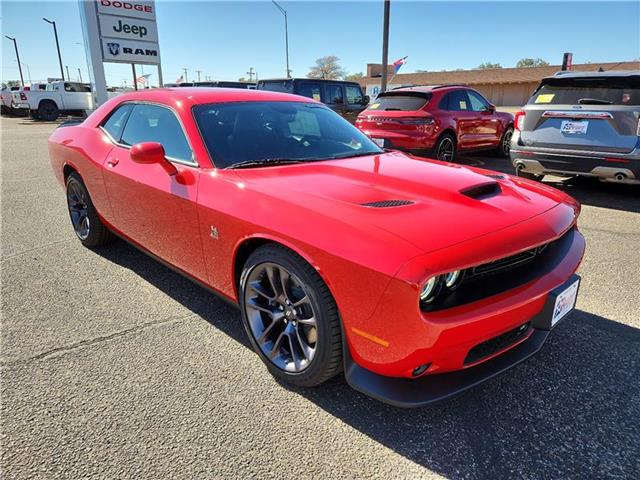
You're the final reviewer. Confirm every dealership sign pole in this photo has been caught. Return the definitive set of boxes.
[79,0,163,107]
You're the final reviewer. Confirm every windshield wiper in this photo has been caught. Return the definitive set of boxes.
[226,158,306,169]
[329,151,381,160]
[578,98,613,105]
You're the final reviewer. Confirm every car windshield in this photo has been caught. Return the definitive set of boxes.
[367,93,431,111]
[529,77,640,106]
[193,101,383,168]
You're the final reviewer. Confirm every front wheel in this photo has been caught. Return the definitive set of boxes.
[496,126,514,157]
[66,173,115,247]
[239,245,343,387]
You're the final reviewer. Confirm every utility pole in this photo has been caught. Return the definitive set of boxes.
[78,68,83,82]
[246,67,255,82]
[43,18,65,81]
[66,65,70,82]
[4,36,24,86]
[195,70,202,82]
[272,1,291,78]
[380,0,390,93]
[182,68,188,82]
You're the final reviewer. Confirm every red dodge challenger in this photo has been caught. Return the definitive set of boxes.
[48,88,585,407]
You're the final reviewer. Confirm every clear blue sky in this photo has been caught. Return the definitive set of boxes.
[2,0,639,86]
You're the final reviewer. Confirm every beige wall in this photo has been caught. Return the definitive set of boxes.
[473,82,538,107]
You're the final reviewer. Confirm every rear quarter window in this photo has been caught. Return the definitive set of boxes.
[529,77,640,106]
[368,93,430,111]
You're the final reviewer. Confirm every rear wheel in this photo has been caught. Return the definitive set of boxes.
[496,126,513,157]
[434,133,457,162]
[66,173,115,247]
[37,100,59,121]
[239,244,343,387]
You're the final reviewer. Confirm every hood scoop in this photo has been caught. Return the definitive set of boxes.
[361,199,415,208]
[460,182,502,200]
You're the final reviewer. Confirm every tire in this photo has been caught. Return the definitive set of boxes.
[66,173,115,247]
[495,126,513,157]
[239,244,343,387]
[37,100,59,121]
[433,133,457,162]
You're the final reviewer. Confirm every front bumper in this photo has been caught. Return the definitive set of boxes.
[344,275,580,407]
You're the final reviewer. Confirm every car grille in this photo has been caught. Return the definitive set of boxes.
[466,244,548,280]
[464,322,531,365]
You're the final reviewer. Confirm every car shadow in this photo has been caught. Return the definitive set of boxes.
[95,241,640,479]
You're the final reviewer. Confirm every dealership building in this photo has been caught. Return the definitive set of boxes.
[359,61,640,107]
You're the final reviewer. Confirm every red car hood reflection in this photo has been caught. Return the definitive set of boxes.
[234,151,569,254]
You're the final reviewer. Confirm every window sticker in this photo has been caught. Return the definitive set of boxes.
[535,94,555,103]
[459,100,467,110]
[312,93,321,101]
[369,103,380,110]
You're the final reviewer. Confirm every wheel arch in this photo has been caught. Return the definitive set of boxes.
[231,234,338,304]
[437,128,457,144]
[38,98,58,110]
[62,162,80,183]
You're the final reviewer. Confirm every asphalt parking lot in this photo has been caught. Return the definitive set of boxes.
[1,115,639,479]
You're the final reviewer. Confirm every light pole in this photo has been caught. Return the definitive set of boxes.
[182,67,188,83]
[78,68,83,82]
[4,36,24,86]
[43,18,65,81]
[196,70,202,82]
[380,0,390,93]
[271,1,291,78]
[66,65,71,82]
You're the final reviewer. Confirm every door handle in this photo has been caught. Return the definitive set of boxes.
[107,157,119,167]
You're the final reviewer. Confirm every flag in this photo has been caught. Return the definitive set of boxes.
[393,56,408,74]
[136,74,151,85]
[176,74,183,84]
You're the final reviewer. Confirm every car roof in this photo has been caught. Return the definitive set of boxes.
[259,78,361,85]
[111,87,317,107]
[385,84,467,93]
[548,70,640,80]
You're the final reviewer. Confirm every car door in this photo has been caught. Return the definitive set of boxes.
[324,83,347,118]
[467,89,500,147]
[101,102,207,281]
[446,89,479,149]
[63,82,91,110]
[343,84,366,123]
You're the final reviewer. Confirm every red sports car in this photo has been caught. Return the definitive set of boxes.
[355,85,514,162]
[49,88,585,407]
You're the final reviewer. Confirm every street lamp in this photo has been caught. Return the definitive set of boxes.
[380,0,390,93]
[4,36,24,86]
[43,18,65,81]
[271,1,291,78]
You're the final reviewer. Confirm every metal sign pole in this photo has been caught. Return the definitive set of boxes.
[132,64,138,91]
[79,0,108,106]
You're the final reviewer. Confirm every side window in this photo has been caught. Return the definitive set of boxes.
[346,85,363,105]
[297,82,322,101]
[326,84,344,104]
[101,103,133,141]
[121,104,193,162]
[447,90,470,111]
[439,93,451,110]
[287,109,321,137]
[467,90,489,112]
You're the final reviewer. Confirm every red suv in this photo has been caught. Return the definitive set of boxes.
[355,85,514,162]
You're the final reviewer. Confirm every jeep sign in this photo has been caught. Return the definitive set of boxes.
[99,15,158,42]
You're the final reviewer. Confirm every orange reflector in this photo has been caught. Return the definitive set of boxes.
[351,327,389,347]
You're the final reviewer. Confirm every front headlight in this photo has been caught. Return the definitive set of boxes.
[444,270,462,289]
[420,276,440,303]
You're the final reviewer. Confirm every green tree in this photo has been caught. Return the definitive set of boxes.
[344,72,364,81]
[308,55,345,80]
[516,58,550,68]
[477,62,502,69]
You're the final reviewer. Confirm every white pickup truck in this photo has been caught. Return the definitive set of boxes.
[12,81,92,121]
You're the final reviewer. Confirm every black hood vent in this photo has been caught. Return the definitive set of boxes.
[484,173,505,180]
[460,182,501,200]
[361,199,415,208]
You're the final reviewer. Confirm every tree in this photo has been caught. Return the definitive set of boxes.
[238,77,247,82]
[516,58,549,68]
[477,62,502,69]
[344,72,363,81]
[307,55,345,80]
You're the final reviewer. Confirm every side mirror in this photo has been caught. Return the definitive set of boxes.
[362,95,370,105]
[485,104,496,114]
[130,142,177,176]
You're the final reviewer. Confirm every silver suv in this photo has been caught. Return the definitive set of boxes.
[510,71,639,185]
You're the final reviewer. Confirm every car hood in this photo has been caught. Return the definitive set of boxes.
[234,151,574,254]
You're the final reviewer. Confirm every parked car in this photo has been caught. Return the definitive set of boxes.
[12,81,92,121]
[511,71,640,184]
[257,78,368,122]
[48,87,584,407]
[163,81,255,89]
[1,85,21,114]
[355,85,514,162]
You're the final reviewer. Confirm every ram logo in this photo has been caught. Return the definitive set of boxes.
[107,42,120,56]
